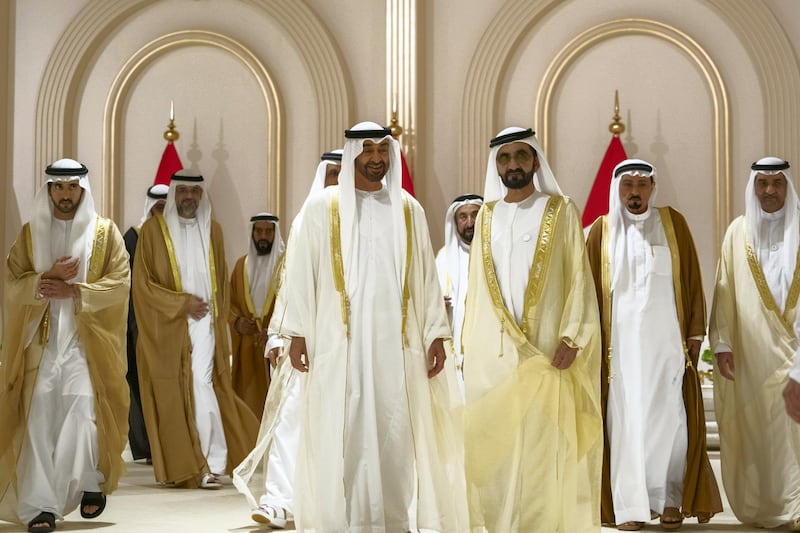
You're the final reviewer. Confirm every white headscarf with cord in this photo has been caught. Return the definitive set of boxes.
[293,149,343,230]
[483,127,563,202]
[339,122,406,290]
[441,194,483,295]
[745,156,799,300]
[31,158,97,282]
[608,158,658,291]
[139,183,169,227]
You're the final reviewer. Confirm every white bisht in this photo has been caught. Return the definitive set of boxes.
[710,157,800,527]
[278,123,468,532]
[233,150,343,513]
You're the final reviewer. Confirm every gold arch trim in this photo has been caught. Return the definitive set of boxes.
[33,0,352,222]
[102,30,282,222]
[536,18,730,251]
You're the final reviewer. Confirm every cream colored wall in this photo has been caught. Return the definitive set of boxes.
[3,0,800,312]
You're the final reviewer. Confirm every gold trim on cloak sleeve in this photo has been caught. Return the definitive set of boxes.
[600,217,613,383]
[156,214,182,293]
[261,252,286,329]
[401,198,413,347]
[480,196,563,357]
[329,194,351,339]
[659,207,693,368]
[209,240,218,322]
[88,216,110,283]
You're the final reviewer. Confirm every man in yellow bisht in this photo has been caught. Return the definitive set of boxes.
[461,127,603,532]
[0,159,130,532]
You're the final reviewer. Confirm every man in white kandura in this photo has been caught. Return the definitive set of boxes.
[435,193,483,396]
[461,127,602,532]
[279,122,467,532]
[586,159,721,531]
[234,149,343,529]
[710,156,800,530]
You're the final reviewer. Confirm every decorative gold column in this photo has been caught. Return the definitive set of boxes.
[386,0,416,173]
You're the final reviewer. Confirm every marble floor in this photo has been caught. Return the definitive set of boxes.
[0,451,786,532]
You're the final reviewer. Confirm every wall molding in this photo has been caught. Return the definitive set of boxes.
[536,18,730,249]
[103,30,282,221]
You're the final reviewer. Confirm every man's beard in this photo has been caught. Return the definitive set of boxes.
[626,196,643,211]
[501,168,535,190]
[458,226,474,244]
[254,239,273,255]
[177,200,198,218]
[52,198,78,215]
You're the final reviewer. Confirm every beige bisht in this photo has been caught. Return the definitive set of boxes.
[0,219,130,523]
[462,196,603,532]
[710,215,800,526]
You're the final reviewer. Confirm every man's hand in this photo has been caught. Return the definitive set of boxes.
[267,346,283,368]
[234,316,259,335]
[427,338,446,378]
[784,378,800,423]
[37,279,78,299]
[552,340,578,370]
[188,295,209,320]
[43,256,79,281]
[443,295,452,311]
[716,351,735,381]
[289,336,309,372]
[686,339,702,360]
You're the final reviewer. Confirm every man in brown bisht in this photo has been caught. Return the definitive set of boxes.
[228,213,285,418]
[133,169,258,489]
[0,159,129,532]
[586,158,721,530]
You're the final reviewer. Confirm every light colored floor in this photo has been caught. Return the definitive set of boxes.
[0,451,786,532]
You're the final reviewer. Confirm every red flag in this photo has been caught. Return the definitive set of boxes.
[399,149,415,197]
[582,136,627,228]
[153,141,183,185]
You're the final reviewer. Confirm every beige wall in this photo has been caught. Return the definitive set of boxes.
[3,0,800,313]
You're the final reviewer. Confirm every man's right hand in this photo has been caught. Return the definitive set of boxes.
[716,351,735,381]
[289,336,309,372]
[235,316,259,336]
[267,346,283,368]
[188,295,209,319]
[43,256,79,281]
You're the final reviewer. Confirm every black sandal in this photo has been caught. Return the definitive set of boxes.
[80,491,106,519]
[27,511,55,533]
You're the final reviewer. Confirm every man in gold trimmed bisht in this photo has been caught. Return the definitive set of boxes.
[228,213,285,418]
[132,169,258,490]
[278,122,467,532]
[586,159,721,531]
[710,156,800,530]
[0,159,130,532]
[461,127,602,532]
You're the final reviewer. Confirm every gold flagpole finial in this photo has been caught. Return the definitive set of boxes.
[164,99,180,142]
[388,108,403,138]
[609,90,625,136]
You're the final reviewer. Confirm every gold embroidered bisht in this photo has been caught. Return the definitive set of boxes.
[0,219,130,524]
[132,215,258,487]
[586,207,721,524]
[228,253,284,418]
[709,215,800,526]
[462,196,603,532]
[277,187,469,532]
